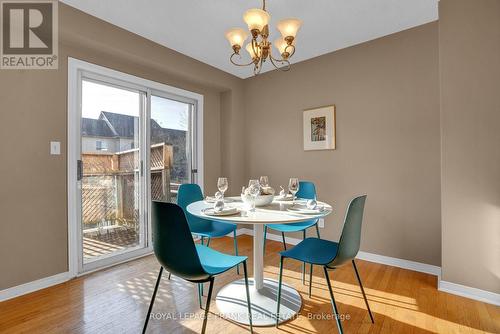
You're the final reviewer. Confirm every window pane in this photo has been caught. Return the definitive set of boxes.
[81,79,142,263]
[150,95,191,203]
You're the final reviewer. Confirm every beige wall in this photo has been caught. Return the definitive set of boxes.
[243,23,442,266]
[0,4,245,290]
[439,0,500,293]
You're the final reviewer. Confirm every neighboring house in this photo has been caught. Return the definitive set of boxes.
[81,117,120,153]
[81,111,188,182]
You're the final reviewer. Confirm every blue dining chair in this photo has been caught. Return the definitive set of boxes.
[143,201,253,334]
[177,183,240,275]
[275,195,374,333]
[264,181,320,294]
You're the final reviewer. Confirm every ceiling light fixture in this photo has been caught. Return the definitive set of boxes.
[225,0,302,75]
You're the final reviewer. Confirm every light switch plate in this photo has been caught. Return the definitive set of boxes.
[318,218,325,228]
[50,141,61,155]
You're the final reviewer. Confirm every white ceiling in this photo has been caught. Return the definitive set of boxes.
[61,0,438,79]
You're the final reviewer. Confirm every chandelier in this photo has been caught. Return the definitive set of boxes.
[225,0,302,75]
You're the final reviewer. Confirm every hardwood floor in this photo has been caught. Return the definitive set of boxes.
[0,235,498,333]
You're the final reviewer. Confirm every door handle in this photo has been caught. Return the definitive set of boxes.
[77,160,83,181]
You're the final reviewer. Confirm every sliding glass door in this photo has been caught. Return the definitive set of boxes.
[70,60,202,275]
[78,77,148,272]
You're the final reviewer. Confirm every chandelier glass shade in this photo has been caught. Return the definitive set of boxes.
[225,0,302,75]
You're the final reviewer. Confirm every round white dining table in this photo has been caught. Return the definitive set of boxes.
[187,197,333,326]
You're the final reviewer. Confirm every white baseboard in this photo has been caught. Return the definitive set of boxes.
[439,280,500,306]
[356,251,442,277]
[230,228,441,276]
[0,271,71,302]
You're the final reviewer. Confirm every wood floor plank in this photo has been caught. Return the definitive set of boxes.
[0,235,498,334]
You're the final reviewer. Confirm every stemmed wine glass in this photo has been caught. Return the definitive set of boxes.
[248,179,260,211]
[259,176,269,187]
[217,177,228,201]
[288,178,299,206]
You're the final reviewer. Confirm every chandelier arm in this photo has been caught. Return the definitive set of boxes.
[269,54,291,71]
[230,53,257,67]
[284,44,296,58]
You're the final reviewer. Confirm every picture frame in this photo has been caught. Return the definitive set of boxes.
[303,105,336,150]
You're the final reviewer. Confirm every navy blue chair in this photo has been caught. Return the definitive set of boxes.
[275,195,373,333]
[143,201,253,334]
[264,181,320,294]
[177,183,240,275]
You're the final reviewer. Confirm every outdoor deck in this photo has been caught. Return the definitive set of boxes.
[82,143,177,261]
[83,227,139,260]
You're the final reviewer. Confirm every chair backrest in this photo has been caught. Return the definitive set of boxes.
[296,181,316,200]
[151,201,209,282]
[177,183,209,232]
[328,195,367,268]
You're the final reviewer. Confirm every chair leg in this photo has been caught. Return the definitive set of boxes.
[199,234,205,296]
[206,237,211,247]
[352,260,374,323]
[234,230,240,275]
[201,277,215,334]
[243,261,254,333]
[281,232,287,250]
[198,283,203,309]
[263,225,268,256]
[142,266,163,334]
[308,263,313,298]
[308,225,320,291]
[168,272,171,280]
[276,256,284,328]
[302,230,306,284]
[323,267,344,334]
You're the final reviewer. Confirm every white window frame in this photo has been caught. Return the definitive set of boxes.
[67,57,204,277]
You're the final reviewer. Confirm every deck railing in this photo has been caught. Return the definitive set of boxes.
[81,143,173,227]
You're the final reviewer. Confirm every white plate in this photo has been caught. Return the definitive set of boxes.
[287,205,325,214]
[202,207,240,216]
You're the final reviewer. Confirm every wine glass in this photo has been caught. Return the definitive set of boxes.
[259,176,269,187]
[288,178,299,206]
[217,177,228,201]
[248,179,260,211]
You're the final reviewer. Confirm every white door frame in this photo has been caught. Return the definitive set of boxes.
[67,57,204,277]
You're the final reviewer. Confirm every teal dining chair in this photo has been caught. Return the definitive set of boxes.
[177,183,240,275]
[143,201,253,334]
[264,181,320,295]
[275,195,373,334]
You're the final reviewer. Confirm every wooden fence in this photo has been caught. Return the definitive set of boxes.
[82,143,173,227]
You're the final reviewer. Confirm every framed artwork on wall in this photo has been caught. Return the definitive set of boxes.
[303,105,336,150]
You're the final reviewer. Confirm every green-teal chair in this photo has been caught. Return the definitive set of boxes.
[143,201,253,334]
[264,181,320,295]
[275,195,373,333]
[177,183,240,275]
